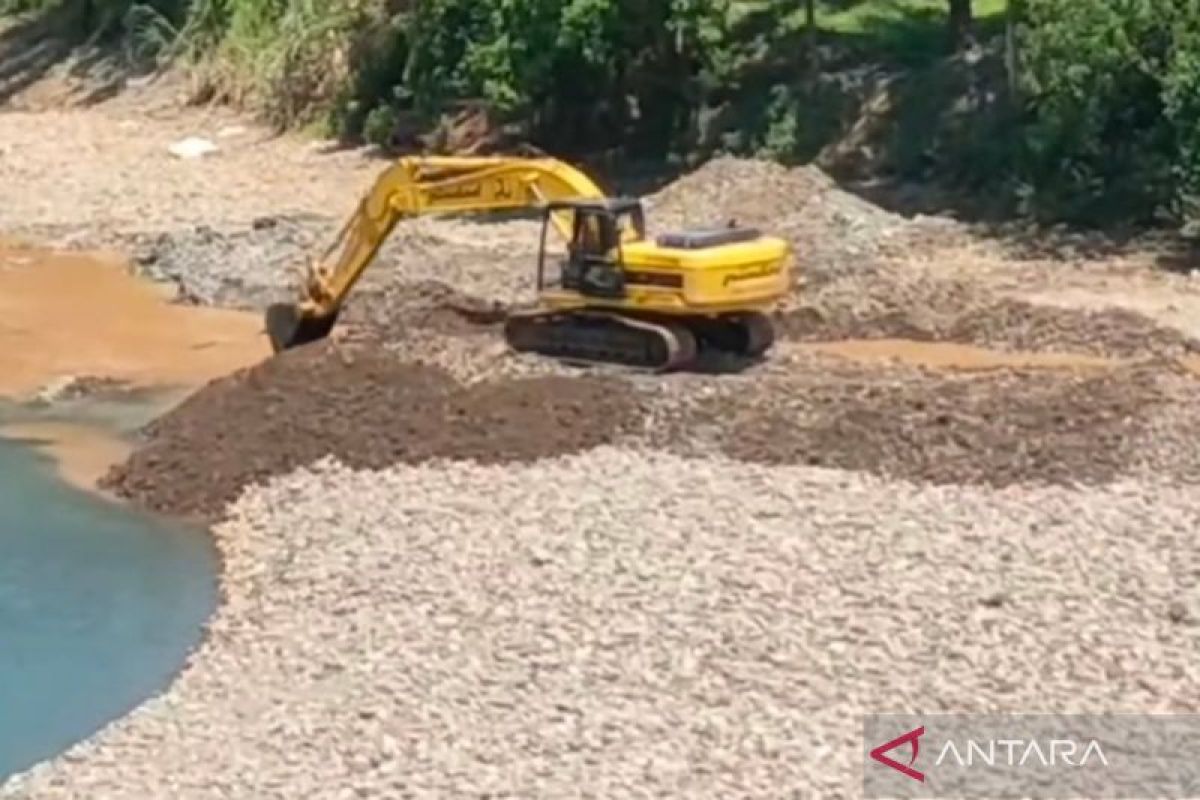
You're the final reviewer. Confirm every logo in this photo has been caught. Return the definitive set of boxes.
[721,263,778,286]
[870,726,925,783]
[428,182,482,200]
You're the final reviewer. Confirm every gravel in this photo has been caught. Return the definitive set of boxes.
[97,336,1200,521]
[101,341,646,521]
[699,358,1198,487]
[6,448,1199,798]
[644,156,912,286]
[778,290,1200,359]
[7,79,1200,800]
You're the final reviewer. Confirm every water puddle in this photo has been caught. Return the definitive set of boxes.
[801,338,1118,372]
[0,245,269,399]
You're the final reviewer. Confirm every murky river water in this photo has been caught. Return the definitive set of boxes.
[0,245,268,780]
[0,434,217,778]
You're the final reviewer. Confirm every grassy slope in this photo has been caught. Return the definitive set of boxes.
[0,0,1017,215]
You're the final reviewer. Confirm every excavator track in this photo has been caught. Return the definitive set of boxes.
[504,310,699,372]
[690,311,774,358]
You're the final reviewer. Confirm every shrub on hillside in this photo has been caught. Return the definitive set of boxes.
[1018,0,1200,226]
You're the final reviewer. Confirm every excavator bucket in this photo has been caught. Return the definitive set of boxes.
[265,302,339,353]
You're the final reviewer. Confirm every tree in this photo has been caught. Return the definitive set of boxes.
[948,0,973,50]
[805,0,817,71]
[1004,0,1023,99]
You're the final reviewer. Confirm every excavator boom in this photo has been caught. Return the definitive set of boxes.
[266,156,610,351]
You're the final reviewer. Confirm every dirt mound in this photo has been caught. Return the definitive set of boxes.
[101,341,646,520]
[647,157,836,229]
[341,280,508,340]
[645,157,912,284]
[944,299,1199,357]
[779,293,1200,358]
[707,359,1191,488]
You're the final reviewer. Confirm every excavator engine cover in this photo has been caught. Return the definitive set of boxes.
[655,226,763,249]
[265,303,340,353]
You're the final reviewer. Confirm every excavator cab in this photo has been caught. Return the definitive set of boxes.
[537,198,645,299]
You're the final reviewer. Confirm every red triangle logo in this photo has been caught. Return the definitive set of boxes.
[870,725,925,782]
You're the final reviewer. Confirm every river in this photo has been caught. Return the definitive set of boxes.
[0,433,217,778]
[0,243,269,779]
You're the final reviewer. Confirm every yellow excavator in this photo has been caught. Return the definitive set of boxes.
[265,155,792,371]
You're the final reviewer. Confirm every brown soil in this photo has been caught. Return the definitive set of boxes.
[333,268,1199,369]
[102,326,1200,519]
[778,296,1199,358]
[703,358,1192,487]
[100,340,646,520]
[341,280,509,341]
[803,339,1115,371]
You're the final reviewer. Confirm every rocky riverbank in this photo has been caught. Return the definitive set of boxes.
[7,449,1200,798]
[3,74,1200,798]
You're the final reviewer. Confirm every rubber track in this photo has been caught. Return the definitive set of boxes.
[504,311,699,372]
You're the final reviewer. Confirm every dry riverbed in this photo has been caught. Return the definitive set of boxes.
[2,71,1200,798]
[7,451,1200,798]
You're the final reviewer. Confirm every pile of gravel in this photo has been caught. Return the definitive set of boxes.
[127,215,330,309]
[778,287,1200,359]
[101,340,646,520]
[130,213,547,319]
[686,358,1196,488]
[101,334,1200,522]
[340,279,509,340]
[6,449,1199,798]
[645,157,912,285]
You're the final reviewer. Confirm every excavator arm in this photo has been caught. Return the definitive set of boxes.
[265,155,611,352]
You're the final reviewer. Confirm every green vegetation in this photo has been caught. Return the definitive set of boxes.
[3,0,1200,231]
[818,0,1005,65]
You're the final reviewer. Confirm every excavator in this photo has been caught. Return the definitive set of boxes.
[265,155,792,371]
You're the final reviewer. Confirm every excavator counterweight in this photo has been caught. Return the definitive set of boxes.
[265,155,792,371]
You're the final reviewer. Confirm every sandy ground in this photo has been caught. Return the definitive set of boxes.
[2,68,1200,798]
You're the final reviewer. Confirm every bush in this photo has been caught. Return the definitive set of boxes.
[1018,0,1200,226]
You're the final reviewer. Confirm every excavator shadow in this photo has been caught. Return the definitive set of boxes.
[684,350,767,376]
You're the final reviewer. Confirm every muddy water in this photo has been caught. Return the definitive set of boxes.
[0,245,269,399]
[1,420,132,491]
[0,246,263,779]
[0,245,269,483]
